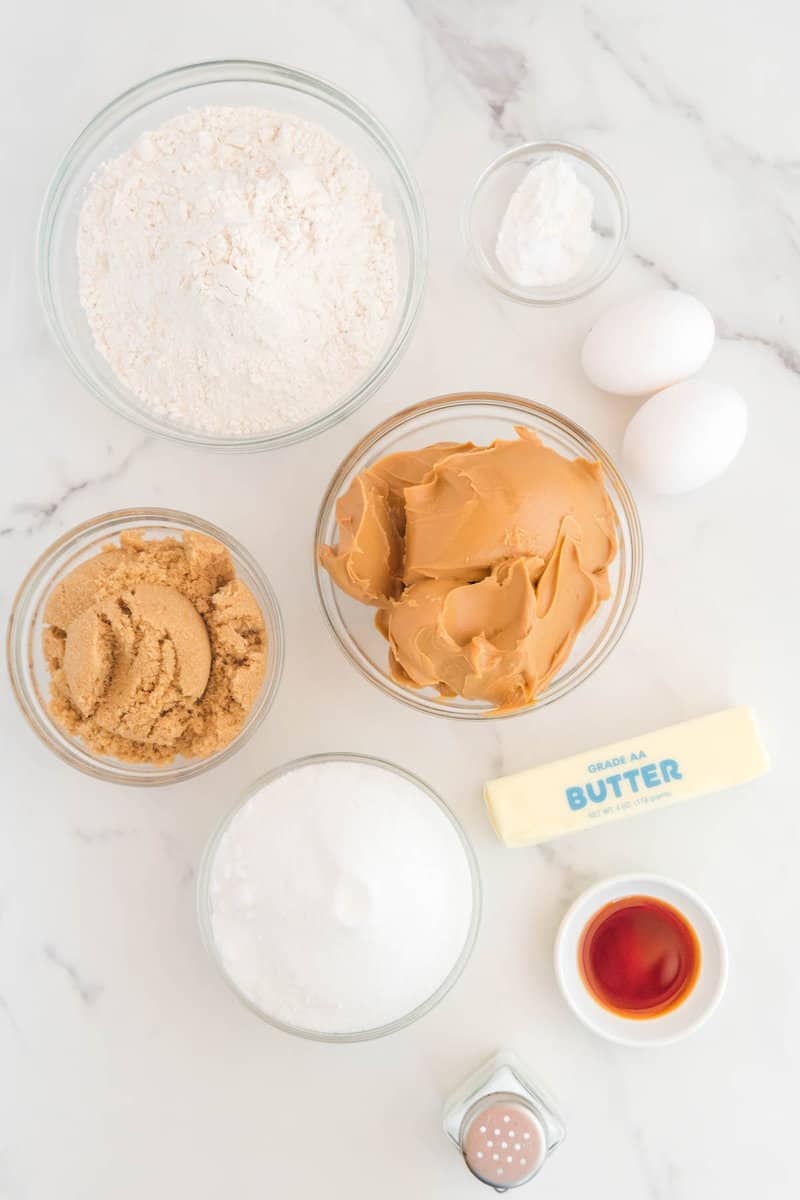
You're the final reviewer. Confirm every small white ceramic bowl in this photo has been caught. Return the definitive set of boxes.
[554,873,728,1047]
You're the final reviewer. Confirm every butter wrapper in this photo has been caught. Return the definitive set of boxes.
[484,706,769,847]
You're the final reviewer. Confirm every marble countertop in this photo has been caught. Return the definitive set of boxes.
[2,1,797,1196]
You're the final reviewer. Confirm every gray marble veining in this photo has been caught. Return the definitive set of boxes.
[1,1,797,1197]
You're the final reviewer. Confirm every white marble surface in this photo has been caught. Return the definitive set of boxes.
[2,1,797,1196]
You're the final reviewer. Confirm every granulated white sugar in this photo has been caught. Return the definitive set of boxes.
[78,106,398,436]
[207,759,475,1034]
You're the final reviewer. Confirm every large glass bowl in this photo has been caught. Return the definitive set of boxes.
[37,60,428,452]
[6,508,284,785]
[197,753,482,1042]
[314,393,642,720]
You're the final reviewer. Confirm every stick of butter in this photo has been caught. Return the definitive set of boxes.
[484,707,769,847]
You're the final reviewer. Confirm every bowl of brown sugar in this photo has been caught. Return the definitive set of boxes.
[7,509,284,785]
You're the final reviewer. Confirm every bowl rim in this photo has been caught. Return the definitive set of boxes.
[314,391,643,721]
[36,58,428,453]
[196,751,483,1042]
[6,506,285,786]
[553,872,729,1047]
[463,140,630,306]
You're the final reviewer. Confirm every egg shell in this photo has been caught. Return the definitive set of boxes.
[581,290,715,396]
[622,380,747,495]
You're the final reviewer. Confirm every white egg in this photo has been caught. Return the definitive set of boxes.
[581,290,715,396]
[622,380,747,495]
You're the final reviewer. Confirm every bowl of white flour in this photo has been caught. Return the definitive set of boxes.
[197,754,481,1040]
[38,61,428,450]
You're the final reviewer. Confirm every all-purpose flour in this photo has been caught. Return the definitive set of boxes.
[207,759,475,1034]
[78,107,398,436]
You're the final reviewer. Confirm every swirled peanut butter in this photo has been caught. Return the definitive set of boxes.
[320,427,618,711]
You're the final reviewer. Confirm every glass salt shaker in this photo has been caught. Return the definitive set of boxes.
[443,1051,565,1191]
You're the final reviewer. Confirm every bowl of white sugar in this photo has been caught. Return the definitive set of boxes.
[197,754,481,1041]
[38,61,427,451]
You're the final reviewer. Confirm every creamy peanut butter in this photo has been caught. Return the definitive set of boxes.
[320,427,618,711]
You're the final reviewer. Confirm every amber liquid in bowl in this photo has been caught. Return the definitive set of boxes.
[578,895,701,1019]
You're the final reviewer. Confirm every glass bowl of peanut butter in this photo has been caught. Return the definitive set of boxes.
[314,393,642,720]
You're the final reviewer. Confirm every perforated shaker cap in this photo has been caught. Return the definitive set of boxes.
[461,1093,547,1191]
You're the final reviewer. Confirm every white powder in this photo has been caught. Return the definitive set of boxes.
[496,157,595,287]
[207,760,475,1034]
[78,107,398,436]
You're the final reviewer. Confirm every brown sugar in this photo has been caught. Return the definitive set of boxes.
[43,529,268,764]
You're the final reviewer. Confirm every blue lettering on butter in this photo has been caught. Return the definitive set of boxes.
[586,779,607,803]
[564,756,684,811]
[661,758,682,781]
[567,787,587,810]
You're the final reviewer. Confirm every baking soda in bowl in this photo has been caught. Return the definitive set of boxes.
[204,756,478,1037]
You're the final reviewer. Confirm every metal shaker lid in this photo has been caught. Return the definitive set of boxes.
[461,1092,547,1191]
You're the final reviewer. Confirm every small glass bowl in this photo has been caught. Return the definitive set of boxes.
[464,141,629,305]
[314,393,642,720]
[196,753,482,1042]
[6,508,284,786]
[37,59,428,452]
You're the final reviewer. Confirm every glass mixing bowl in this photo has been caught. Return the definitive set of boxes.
[38,60,428,451]
[464,141,629,305]
[197,752,482,1042]
[6,508,284,785]
[314,393,642,720]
